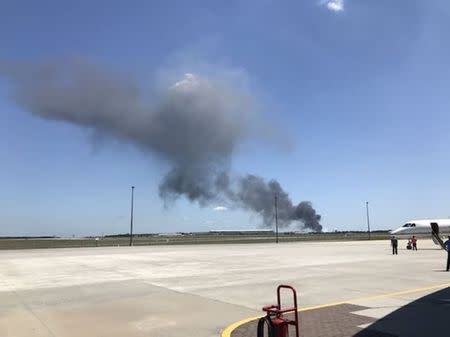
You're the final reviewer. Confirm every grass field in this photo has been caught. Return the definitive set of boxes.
[0,231,390,250]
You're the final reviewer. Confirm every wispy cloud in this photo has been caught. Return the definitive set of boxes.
[213,206,228,211]
[321,0,344,12]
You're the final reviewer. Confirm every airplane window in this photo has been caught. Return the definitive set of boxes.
[410,223,416,227]
[402,223,410,227]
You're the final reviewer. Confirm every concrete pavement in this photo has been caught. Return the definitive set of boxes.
[0,240,448,337]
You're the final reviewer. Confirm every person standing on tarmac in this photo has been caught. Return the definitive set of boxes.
[411,236,418,250]
[444,236,450,272]
[391,236,398,255]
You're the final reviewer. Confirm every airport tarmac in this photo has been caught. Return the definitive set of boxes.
[0,240,449,337]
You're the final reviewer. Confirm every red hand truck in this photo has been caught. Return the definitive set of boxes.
[257,285,299,337]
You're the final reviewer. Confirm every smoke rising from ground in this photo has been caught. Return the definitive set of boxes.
[0,58,322,231]
[236,175,321,230]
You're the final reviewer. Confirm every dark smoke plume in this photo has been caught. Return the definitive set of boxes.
[235,175,322,231]
[0,58,322,232]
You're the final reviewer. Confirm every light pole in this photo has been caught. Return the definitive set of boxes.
[275,195,279,244]
[366,201,371,240]
[129,186,135,246]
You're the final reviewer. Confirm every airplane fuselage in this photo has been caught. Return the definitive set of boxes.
[390,219,450,239]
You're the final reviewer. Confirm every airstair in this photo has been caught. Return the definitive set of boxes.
[430,222,447,250]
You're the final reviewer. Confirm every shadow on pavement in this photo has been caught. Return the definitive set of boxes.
[354,286,450,337]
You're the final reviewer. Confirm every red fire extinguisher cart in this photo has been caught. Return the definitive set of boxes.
[257,285,299,337]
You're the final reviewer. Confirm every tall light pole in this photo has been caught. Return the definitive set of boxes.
[129,186,135,246]
[275,195,279,244]
[366,201,371,240]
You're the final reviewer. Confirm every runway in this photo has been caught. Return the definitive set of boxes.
[0,240,448,337]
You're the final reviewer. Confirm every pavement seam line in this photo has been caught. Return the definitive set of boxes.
[141,280,263,312]
[220,282,450,337]
[3,285,58,337]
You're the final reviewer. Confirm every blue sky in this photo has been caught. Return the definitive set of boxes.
[1,0,450,236]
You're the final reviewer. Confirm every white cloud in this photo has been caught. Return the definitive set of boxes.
[171,73,201,91]
[213,206,228,211]
[321,0,344,12]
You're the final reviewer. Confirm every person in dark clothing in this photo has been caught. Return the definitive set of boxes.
[444,236,450,272]
[391,236,398,255]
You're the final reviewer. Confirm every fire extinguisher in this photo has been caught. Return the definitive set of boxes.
[256,285,299,337]
[257,314,290,337]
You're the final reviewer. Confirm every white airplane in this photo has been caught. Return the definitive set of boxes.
[390,219,450,248]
